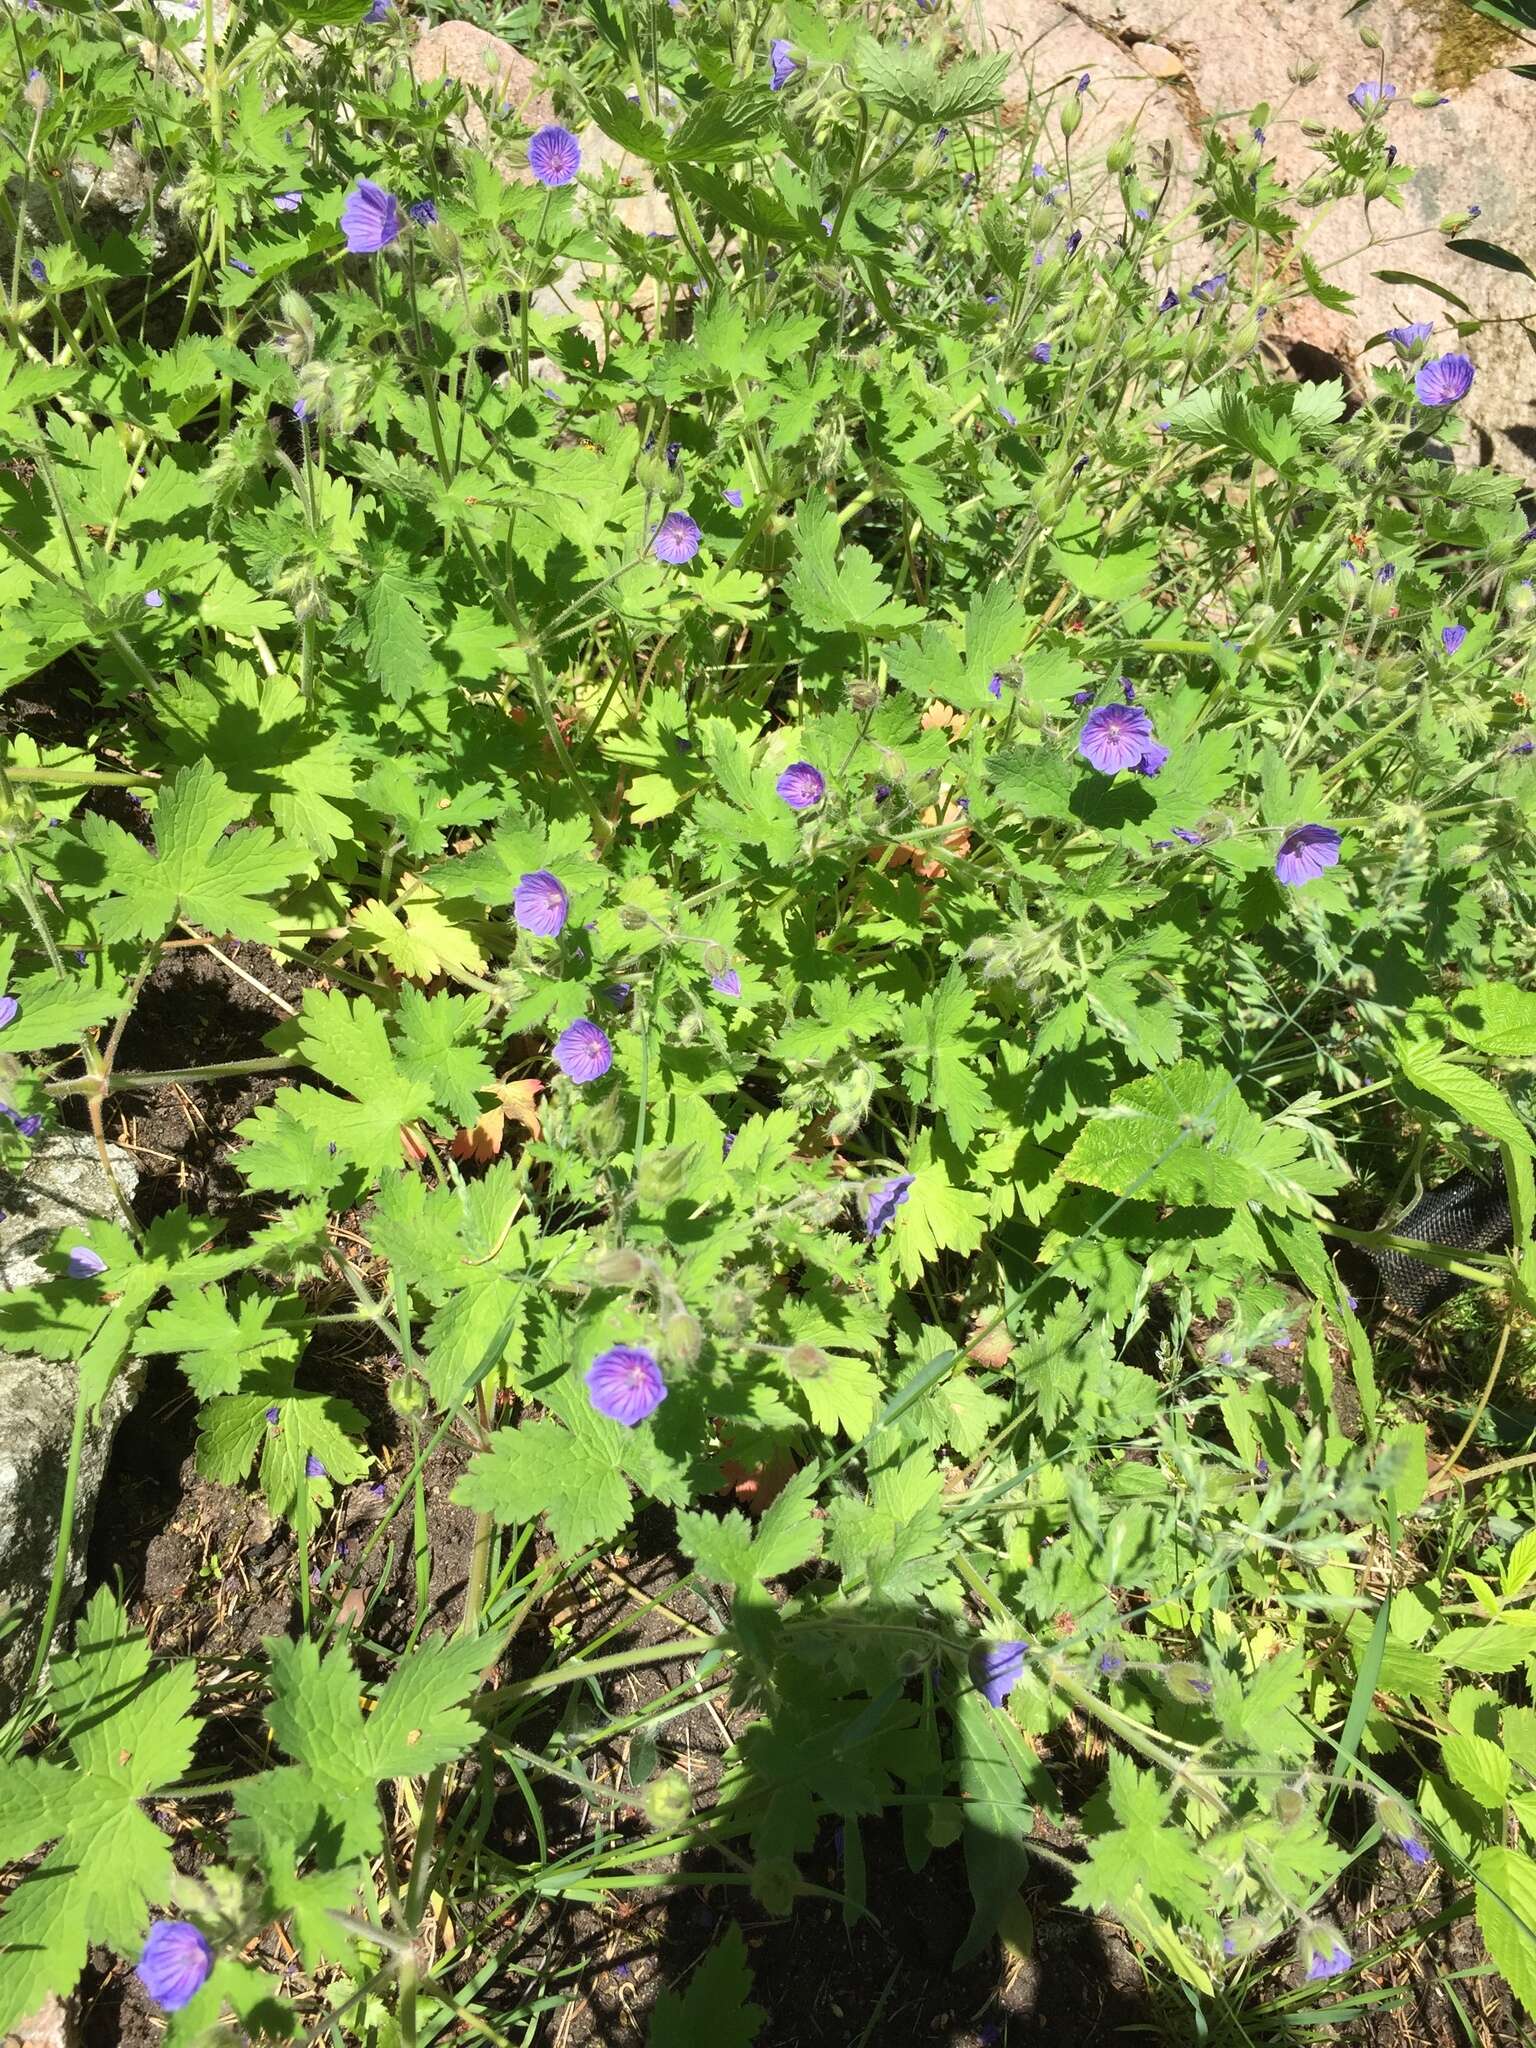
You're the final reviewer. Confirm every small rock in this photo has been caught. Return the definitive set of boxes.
[4,1992,75,2048]
[1132,41,1185,80]
[412,22,550,145]
[0,1136,141,1715]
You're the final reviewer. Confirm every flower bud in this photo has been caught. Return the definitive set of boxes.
[1162,1660,1215,1705]
[1359,23,1381,46]
[751,1856,797,1914]
[23,67,50,111]
[1299,118,1327,138]
[1273,1785,1307,1826]
[1059,93,1083,140]
[847,675,882,713]
[784,1342,830,1379]
[388,1373,431,1420]
[1439,210,1475,236]
[635,1146,691,1202]
[661,1310,703,1364]
[1105,131,1135,173]
[635,448,672,495]
[272,289,317,368]
[617,904,651,931]
[1509,578,1535,617]
[1289,56,1320,83]
[1411,88,1448,108]
[640,1770,692,1829]
[589,1248,649,1287]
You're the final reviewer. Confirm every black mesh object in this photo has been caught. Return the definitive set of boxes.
[1367,1167,1514,1318]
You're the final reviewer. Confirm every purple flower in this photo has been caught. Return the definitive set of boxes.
[363,0,391,19]
[306,1454,326,1478]
[605,982,633,1009]
[776,761,825,810]
[1098,1650,1126,1677]
[274,190,302,212]
[66,1246,107,1281]
[265,1405,280,1427]
[143,588,164,609]
[28,256,45,285]
[652,511,701,565]
[1158,287,1179,312]
[585,1345,666,1426]
[971,1639,1028,1707]
[1275,823,1341,887]
[1385,320,1432,354]
[988,674,1004,700]
[1075,72,1090,93]
[528,124,581,188]
[0,1103,42,1136]
[554,1019,613,1083]
[998,405,1018,426]
[228,258,255,276]
[1064,228,1082,256]
[1191,272,1227,301]
[1301,1930,1353,1981]
[1134,740,1170,778]
[1441,624,1467,656]
[710,968,741,999]
[293,398,309,421]
[1078,703,1158,775]
[1121,678,1137,704]
[1173,826,1203,845]
[341,179,402,255]
[865,1174,914,1237]
[513,869,570,937]
[0,996,16,1031]
[1415,353,1475,406]
[408,198,438,227]
[723,487,744,508]
[1032,340,1053,363]
[1348,80,1395,112]
[137,1922,214,2012]
[769,38,798,91]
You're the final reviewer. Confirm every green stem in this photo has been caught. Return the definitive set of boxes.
[47,1053,295,1095]
[23,1360,93,1699]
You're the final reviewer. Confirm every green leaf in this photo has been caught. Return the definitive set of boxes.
[1443,1730,1512,1808]
[1373,268,1474,315]
[0,1591,199,2032]
[647,1925,765,2048]
[1070,1754,1210,1921]
[679,1467,823,1589]
[1447,238,1536,283]
[782,500,923,637]
[195,1358,369,1521]
[854,39,1008,125]
[1395,1034,1534,1156]
[1475,1846,1536,2018]
[454,1412,633,1555]
[1060,1062,1341,1213]
[1445,983,1536,1061]
[952,1685,1035,1967]
[133,1284,308,1400]
[892,1152,989,1281]
[364,563,443,704]
[1047,495,1158,604]
[74,758,305,944]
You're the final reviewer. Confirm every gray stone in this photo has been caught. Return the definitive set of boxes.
[3,1992,75,2048]
[0,1136,141,1716]
[977,0,1536,479]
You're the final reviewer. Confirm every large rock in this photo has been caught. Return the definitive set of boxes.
[978,0,1536,478]
[412,21,552,143]
[0,1136,141,1715]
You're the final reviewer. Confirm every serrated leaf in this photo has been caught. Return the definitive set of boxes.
[74,758,305,943]
[647,1925,765,2048]
[453,1414,632,1555]
[1475,1847,1536,2018]
[1443,1730,1512,1807]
